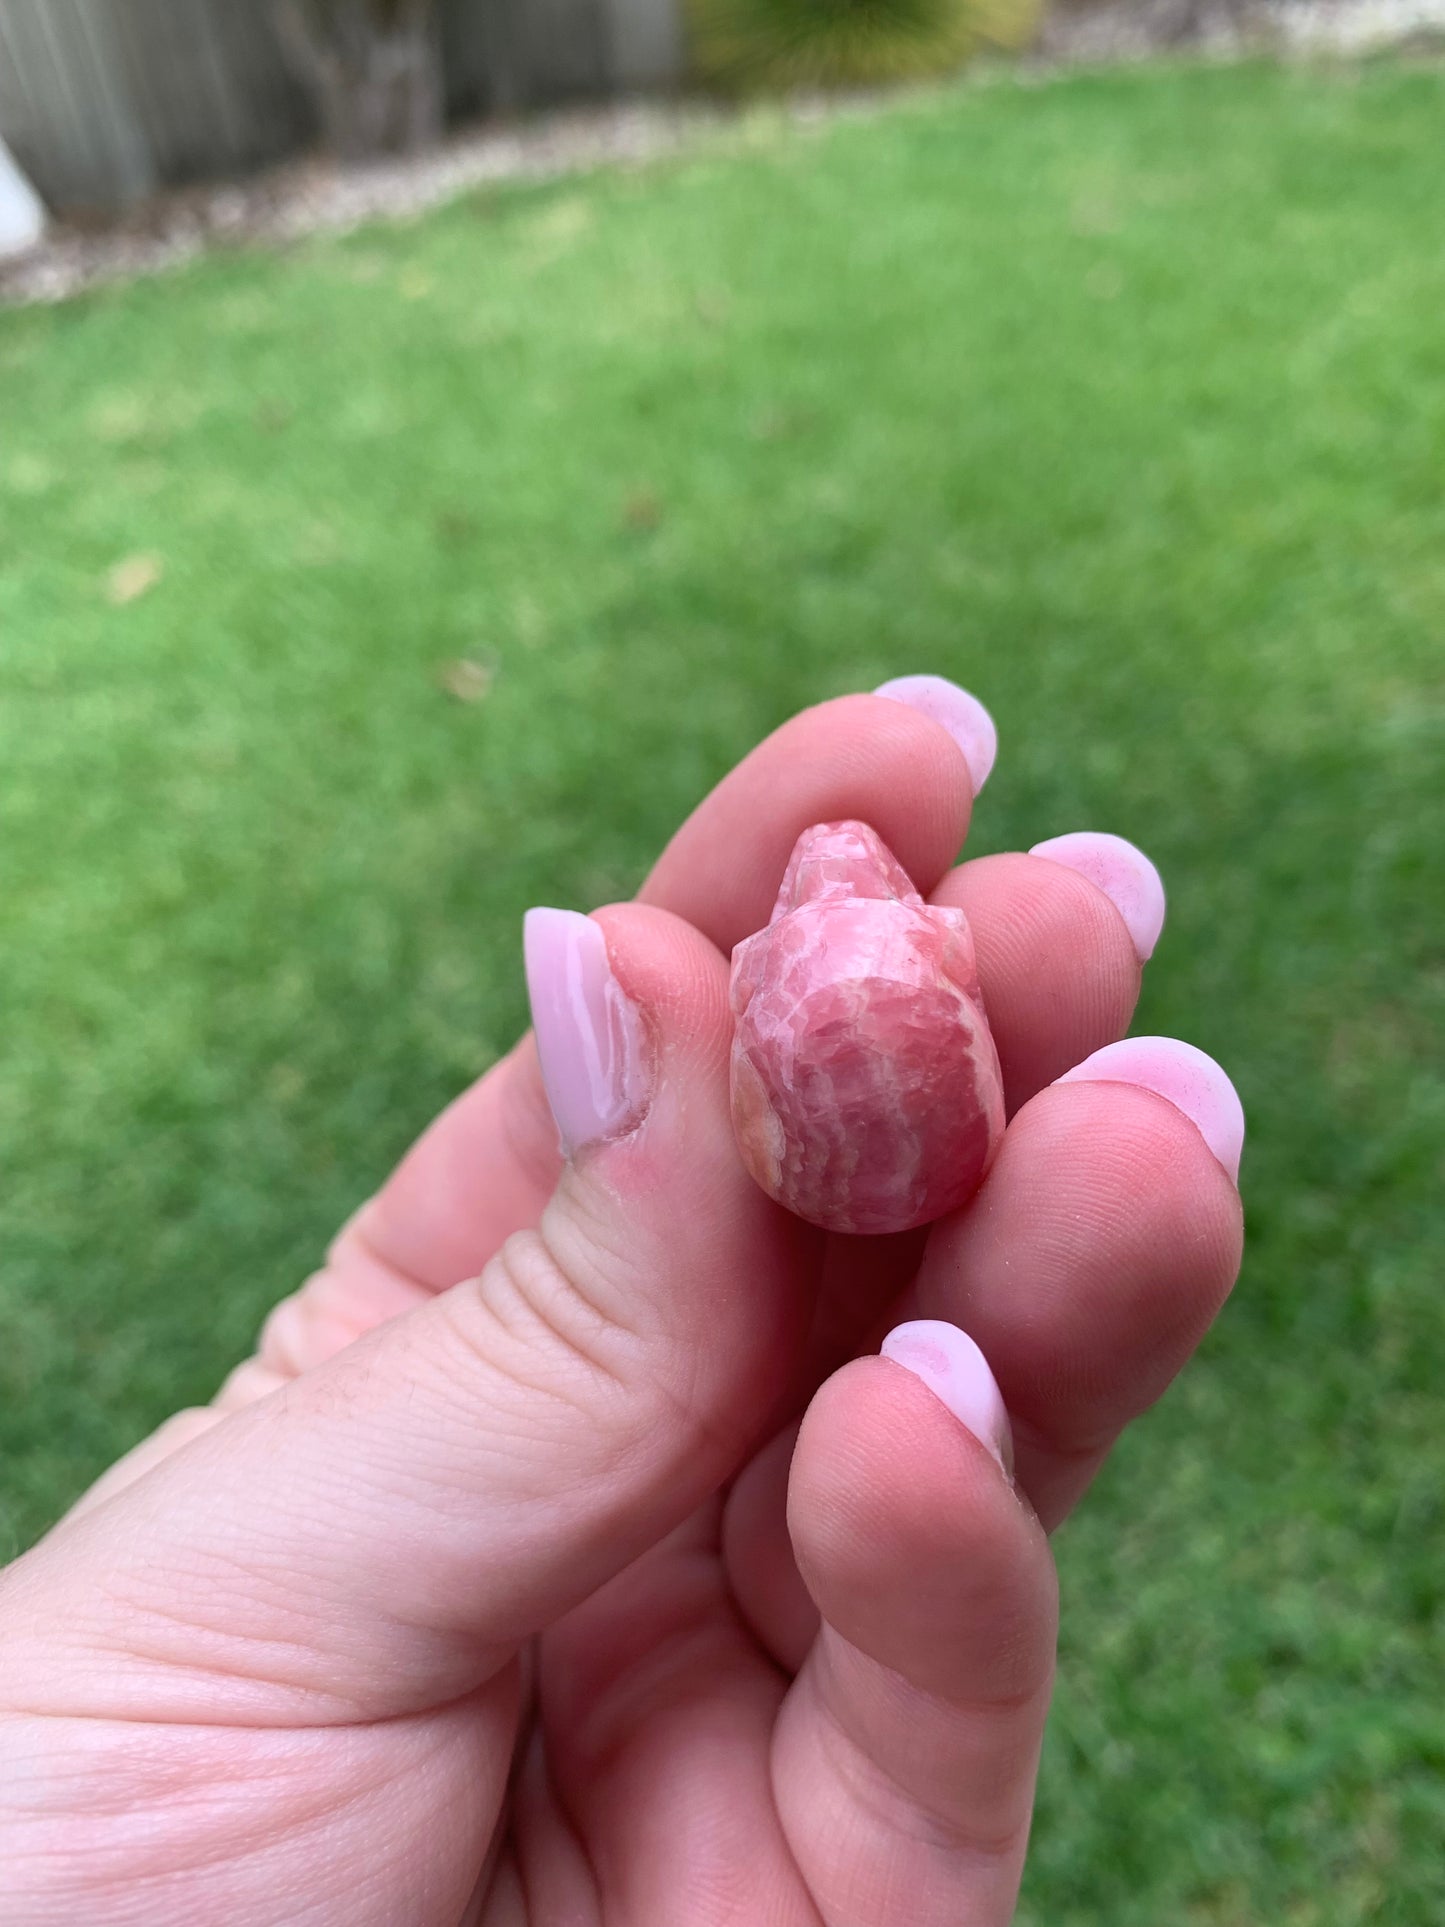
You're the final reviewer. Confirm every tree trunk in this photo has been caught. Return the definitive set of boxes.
[274,0,444,160]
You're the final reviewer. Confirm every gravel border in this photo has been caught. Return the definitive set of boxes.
[2,2,1441,310]
[0,99,736,308]
[1039,0,1445,62]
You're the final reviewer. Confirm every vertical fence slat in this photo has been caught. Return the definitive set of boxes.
[605,0,683,90]
[0,0,155,212]
[111,0,310,186]
[518,0,611,100]
[442,0,521,116]
[65,0,157,205]
[196,0,250,162]
[0,10,37,156]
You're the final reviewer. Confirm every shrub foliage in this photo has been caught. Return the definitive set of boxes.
[688,0,1039,89]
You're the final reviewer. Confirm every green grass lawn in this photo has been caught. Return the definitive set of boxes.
[2,54,1443,1923]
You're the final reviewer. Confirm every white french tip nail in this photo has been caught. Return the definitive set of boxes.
[1054,1037,1245,1183]
[872,675,997,796]
[881,1320,1014,1475]
[1029,831,1166,962]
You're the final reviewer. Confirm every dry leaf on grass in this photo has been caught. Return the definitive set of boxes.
[621,488,662,533]
[438,658,495,703]
[105,555,163,605]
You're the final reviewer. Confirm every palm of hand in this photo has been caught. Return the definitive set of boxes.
[1,694,1242,1927]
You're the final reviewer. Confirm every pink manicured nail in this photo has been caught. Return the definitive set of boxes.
[1055,1037,1245,1183]
[873,675,997,795]
[1029,831,1167,962]
[880,1320,1014,1475]
[524,909,650,1157]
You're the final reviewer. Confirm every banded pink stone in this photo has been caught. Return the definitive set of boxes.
[729,820,1005,1235]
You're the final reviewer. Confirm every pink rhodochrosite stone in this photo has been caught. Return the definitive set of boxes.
[729,820,1006,1235]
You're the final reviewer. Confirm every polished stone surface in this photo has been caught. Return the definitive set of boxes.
[730,821,1005,1234]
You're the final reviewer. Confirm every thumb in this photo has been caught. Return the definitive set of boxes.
[1,905,816,1724]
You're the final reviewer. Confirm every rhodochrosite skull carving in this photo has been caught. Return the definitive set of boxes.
[729,820,1005,1235]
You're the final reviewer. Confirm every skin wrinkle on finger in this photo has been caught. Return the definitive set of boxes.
[1,1488,437,1730]
[775,1679,1037,1927]
[805,1644,1044,1860]
[446,1223,746,1518]
[454,1227,641,1413]
[1,1686,511,1925]
[507,1728,605,1927]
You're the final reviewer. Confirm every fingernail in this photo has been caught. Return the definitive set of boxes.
[872,675,997,796]
[524,908,651,1157]
[1054,1037,1244,1183]
[1028,831,1166,962]
[880,1320,1014,1476]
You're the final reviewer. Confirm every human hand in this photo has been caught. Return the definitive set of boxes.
[0,681,1244,1925]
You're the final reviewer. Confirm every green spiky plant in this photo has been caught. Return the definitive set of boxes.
[688,0,1040,90]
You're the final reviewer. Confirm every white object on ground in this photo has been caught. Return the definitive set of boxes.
[1274,0,1445,51]
[0,137,45,259]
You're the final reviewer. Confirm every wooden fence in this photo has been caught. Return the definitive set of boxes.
[0,0,683,216]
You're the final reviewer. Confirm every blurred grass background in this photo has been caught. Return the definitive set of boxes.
[2,55,1443,1924]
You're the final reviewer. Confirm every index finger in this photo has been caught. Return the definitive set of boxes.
[640,686,982,947]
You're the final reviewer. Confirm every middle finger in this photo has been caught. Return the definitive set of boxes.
[727,1047,1244,1670]
[804,841,1155,1376]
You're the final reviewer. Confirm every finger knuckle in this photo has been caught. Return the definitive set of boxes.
[455,1226,642,1418]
